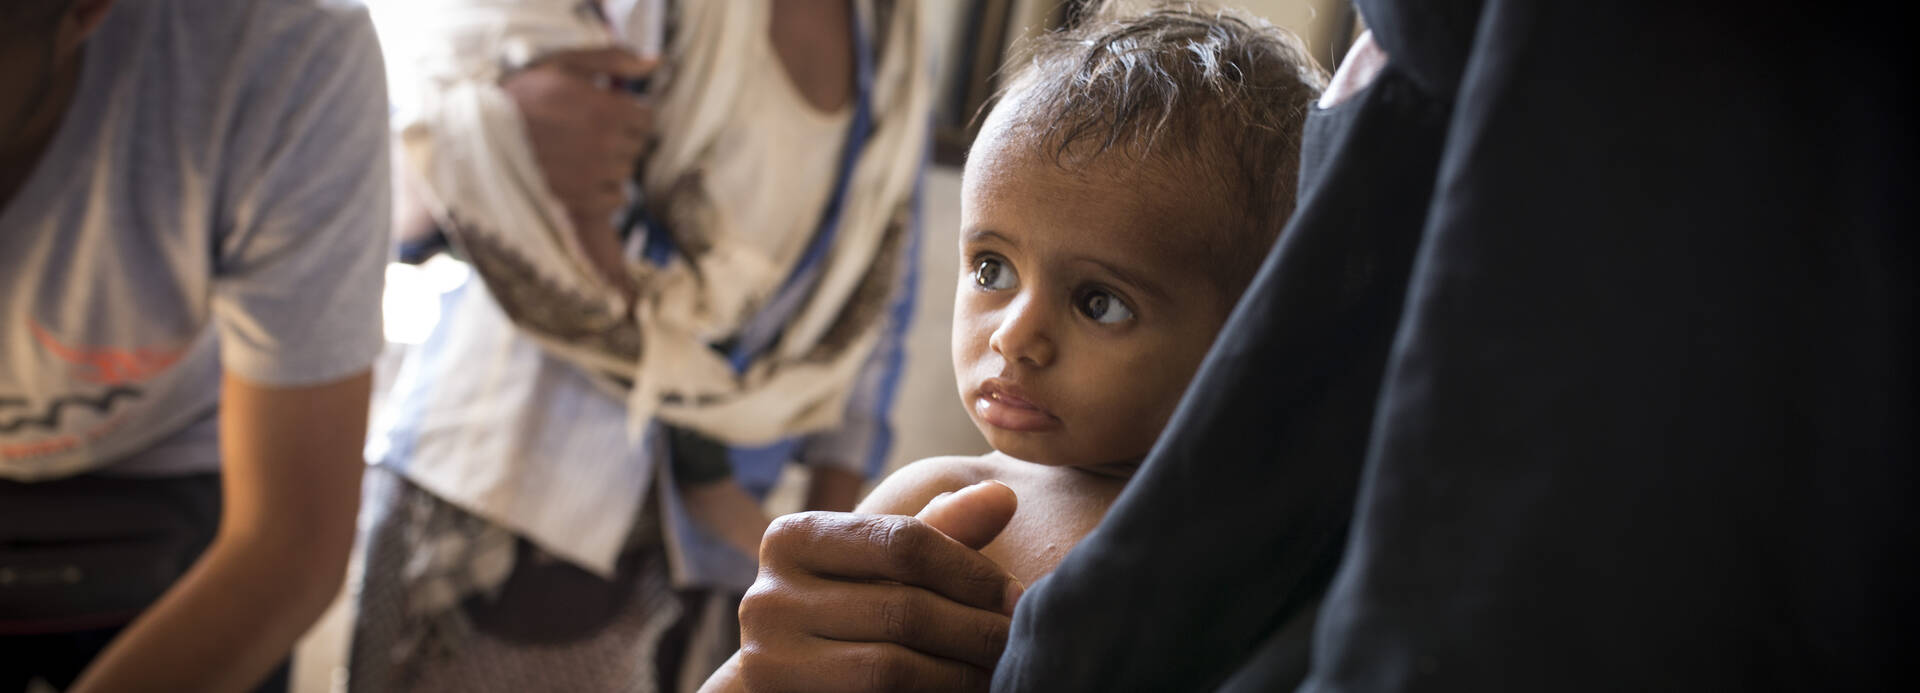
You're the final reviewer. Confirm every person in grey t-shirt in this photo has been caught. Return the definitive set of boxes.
[0,1,388,691]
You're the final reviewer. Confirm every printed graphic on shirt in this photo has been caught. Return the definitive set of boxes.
[0,318,184,463]
[29,319,186,385]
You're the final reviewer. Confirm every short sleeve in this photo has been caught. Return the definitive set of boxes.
[211,5,390,386]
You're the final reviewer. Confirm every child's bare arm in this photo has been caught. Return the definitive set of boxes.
[853,455,985,514]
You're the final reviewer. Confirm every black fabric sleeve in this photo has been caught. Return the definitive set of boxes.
[1300,1,1917,690]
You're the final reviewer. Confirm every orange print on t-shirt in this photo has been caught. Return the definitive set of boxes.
[28,318,187,386]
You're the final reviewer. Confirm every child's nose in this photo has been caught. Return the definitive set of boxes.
[988,294,1056,368]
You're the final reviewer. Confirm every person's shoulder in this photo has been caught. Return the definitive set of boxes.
[854,454,1001,515]
[163,0,376,49]
[151,0,381,106]
[242,0,381,63]
[207,0,386,168]
[223,0,374,27]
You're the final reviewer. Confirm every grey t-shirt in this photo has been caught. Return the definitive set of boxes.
[0,0,389,481]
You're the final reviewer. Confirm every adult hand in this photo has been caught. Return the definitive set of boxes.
[501,47,655,298]
[733,482,1022,693]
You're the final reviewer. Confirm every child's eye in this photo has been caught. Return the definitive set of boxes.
[972,257,1017,291]
[1076,289,1134,324]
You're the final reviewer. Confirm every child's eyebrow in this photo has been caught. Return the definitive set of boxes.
[964,228,1017,247]
[1074,255,1169,302]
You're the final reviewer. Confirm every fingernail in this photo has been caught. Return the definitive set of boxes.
[1003,580,1025,614]
[931,491,955,502]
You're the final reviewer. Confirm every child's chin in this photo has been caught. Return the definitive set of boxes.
[980,432,1084,467]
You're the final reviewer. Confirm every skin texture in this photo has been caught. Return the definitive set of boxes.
[708,85,1246,693]
[856,453,1124,587]
[770,0,854,113]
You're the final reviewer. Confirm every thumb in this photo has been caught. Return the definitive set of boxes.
[915,480,1017,551]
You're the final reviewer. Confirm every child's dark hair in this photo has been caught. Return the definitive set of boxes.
[995,1,1326,294]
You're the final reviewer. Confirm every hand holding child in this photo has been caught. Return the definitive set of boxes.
[719,482,1022,693]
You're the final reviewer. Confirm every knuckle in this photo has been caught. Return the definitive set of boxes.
[765,512,821,549]
[886,523,939,580]
[878,590,914,642]
[737,578,805,630]
[870,515,922,561]
[736,585,776,627]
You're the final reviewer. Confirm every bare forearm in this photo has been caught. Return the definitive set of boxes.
[69,529,353,693]
[69,372,372,692]
[680,478,772,558]
[803,465,863,512]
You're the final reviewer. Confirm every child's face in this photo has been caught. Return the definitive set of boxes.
[952,119,1238,470]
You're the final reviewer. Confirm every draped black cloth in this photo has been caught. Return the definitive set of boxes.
[993,1,1915,691]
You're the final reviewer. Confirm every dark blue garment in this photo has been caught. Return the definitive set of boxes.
[994,0,1916,690]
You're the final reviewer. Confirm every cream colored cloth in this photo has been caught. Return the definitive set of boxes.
[390,0,928,446]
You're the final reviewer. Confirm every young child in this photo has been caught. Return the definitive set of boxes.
[699,7,1327,691]
[856,4,1325,585]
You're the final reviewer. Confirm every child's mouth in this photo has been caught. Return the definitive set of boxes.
[975,380,1060,432]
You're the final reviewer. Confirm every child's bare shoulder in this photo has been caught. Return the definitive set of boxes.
[855,454,1014,515]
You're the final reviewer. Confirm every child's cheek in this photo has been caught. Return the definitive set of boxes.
[951,300,999,376]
